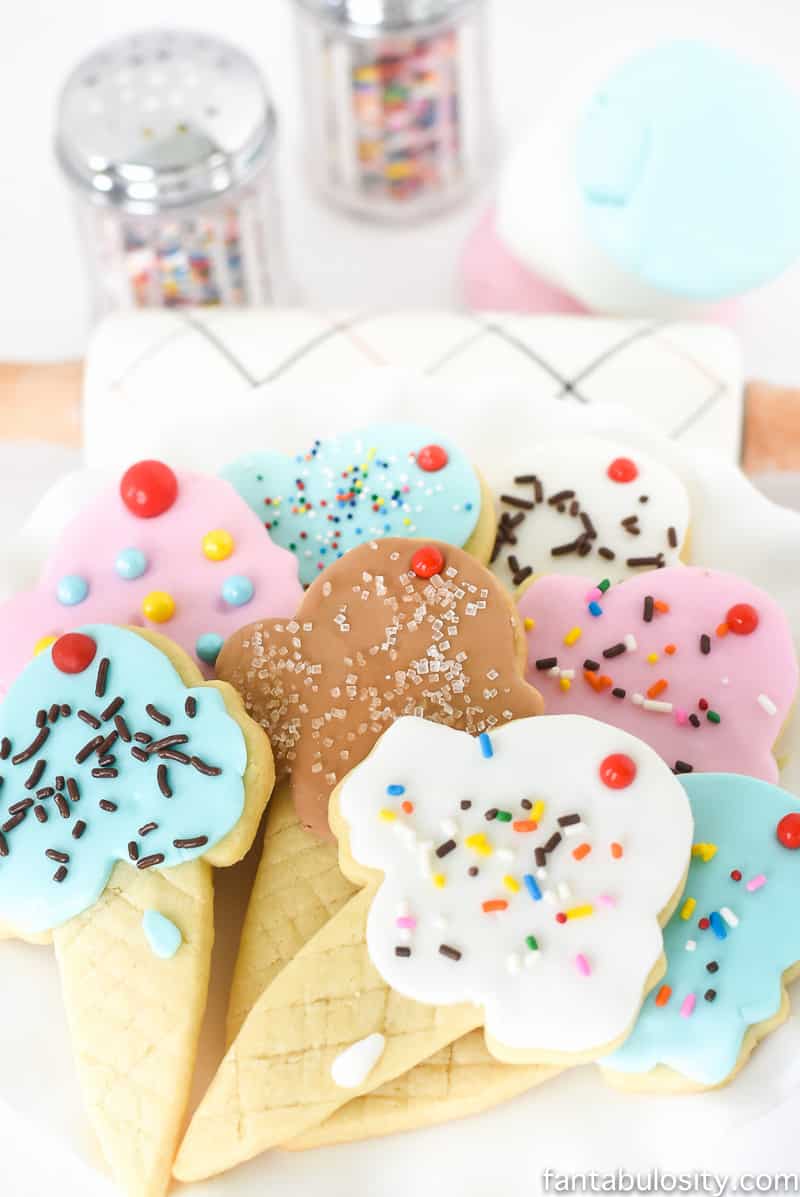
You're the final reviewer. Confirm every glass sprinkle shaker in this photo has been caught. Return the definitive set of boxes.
[55,30,284,314]
[293,0,491,220]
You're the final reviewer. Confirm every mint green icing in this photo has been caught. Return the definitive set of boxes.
[0,625,246,935]
[220,424,481,586]
[142,910,183,959]
[609,773,800,1085]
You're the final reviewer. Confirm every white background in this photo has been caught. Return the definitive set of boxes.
[3,0,800,380]
[3,3,800,1194]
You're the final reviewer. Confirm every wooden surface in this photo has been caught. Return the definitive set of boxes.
[0,364,799,471]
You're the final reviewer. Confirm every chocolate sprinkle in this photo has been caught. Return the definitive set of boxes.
[185,697,197,719]
[95,657,110,699]
[160,749,192,764]
[157,764,172,798]
[24,760,46,790]
[191,756,222,777]
[48,704,60,724]
[627,554,665,568]
[137,853,166,871]
[395,946,411,957]
[55,775,64,791]
[98,800,118,812]
[146,703,172,727]
[35,709,47,728]
[114,715,132,743]
[706,961,719,973]
[53,866,67,883]
[521,799,532,810]
[77,710,102,730]
[460,800,472,810]
[557,814,580,827]
[435,839,457,858]
[535,657,558,671]
[55,795,70,819]
[138,822,158,837]
[548,490,575,506]
[34,806,47,823]
[598,547,615,560]
[8,798,33,815]
[134,732,153,744]
[704,989,717,1002]
[668,526,678,548]
[611,687,627,699]
[60,706,71,718]
[75,735,104,764]
[602,643,626,659]
[500,494,534,510]
[674,761,694,774]
[36,787,54,799]
[689,714,701,728]
[72,821,86,839]
[0,832,7,856]
[543,832,562,854]
[12,726,49,765]
[643,595,654,622]
[583,659,600,672]
[128,841,139,862]
[512,566,533,586]
[45,849,69,863]
[468,866,479,876]
[145,734,189,755]
[1,811,25,833]
[534,847,546,868]
[700,634,711,655]
[484,808,498,821]
[173,835,209,849]
[438,944,462,961]
[66,778,80,803]
[97,731,118,757]
[0,738,9,760]
[551,538,583,557]
[130,747,149,763]
[91,768,118,779]
[101,697,124,722]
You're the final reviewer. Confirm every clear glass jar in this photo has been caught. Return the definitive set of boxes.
[55,30,285,315]
[294,0,491,220]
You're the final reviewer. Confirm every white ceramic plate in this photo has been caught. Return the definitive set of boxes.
[1,378,799,1197]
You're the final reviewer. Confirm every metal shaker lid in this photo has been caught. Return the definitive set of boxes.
[55,29,275,213]
[293,0,479,35]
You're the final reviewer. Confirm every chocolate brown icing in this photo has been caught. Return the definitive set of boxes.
[216,538,544,839]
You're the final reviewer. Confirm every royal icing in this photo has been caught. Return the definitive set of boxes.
[0,461,302,688]
[336,715,693,1055]
[142,909,183,959]
[491,438,689,587]
[220,425,482,586]
[215,538,543,839]
[608,772,800,1086]
[0,626,247,935]
[330,1033,387,1089]
[518,567,797,780]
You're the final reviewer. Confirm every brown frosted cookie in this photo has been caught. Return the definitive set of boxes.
[216,538,544,838]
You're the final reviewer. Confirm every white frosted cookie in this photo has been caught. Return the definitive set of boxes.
[174,714,692,1183]
[491,438,690,588]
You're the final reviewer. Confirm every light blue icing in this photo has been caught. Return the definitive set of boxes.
[220,424,481,586]
[142,909,183,958]
[57,575,89,606]
[115,547,148,580]
[221,575,254,607]
[609,773,800,1086]
[0,625,247,935]
[576,42,800,299]
[196,632,224,665]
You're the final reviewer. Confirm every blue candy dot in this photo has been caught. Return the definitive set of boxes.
[387,784,405,796]
[115,547,148,580]
[57,574,89,606]
[196,633,224,664]
[221,575,254,607]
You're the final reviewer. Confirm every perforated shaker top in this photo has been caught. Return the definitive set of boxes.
[55,29,275,213]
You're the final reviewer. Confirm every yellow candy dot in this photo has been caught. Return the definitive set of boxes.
[33,634,57,657]
[142,590,176,623]
[202,529,235,562]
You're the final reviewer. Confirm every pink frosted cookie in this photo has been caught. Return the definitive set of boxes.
[518,566,797,780]
[0,460,302,690]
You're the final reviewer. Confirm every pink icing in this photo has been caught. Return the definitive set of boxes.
[0,468,302,689]
[518,567,797,781]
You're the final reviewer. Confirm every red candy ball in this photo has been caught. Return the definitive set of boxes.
[416,444,449,472]
[411,545,444,579]
[726,603,759,636]
[599,752,637,789]
[120,460,178,519]
[777,812,800,849]
[51,632,97,674]
[607,457,638,483]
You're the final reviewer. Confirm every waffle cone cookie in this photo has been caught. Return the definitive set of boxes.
[0,625,273,1197]
[228,786,554,1150]
[175,714,692,1182]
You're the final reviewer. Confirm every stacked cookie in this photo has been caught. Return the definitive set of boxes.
[0,426,798,1197]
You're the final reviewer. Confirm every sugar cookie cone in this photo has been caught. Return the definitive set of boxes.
[226,782,357,1045]
[228,789,557,1151]
[54,858,213,1197]
[287,1030,559,1150]
[174,887,481,1183]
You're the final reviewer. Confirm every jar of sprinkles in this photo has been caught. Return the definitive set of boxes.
[55,30,284,314]
[293,0,491,219]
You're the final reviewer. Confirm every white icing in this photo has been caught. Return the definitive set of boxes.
[338,715,693,1055]
[491,437,690,586]
[330,1033,386,1089]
